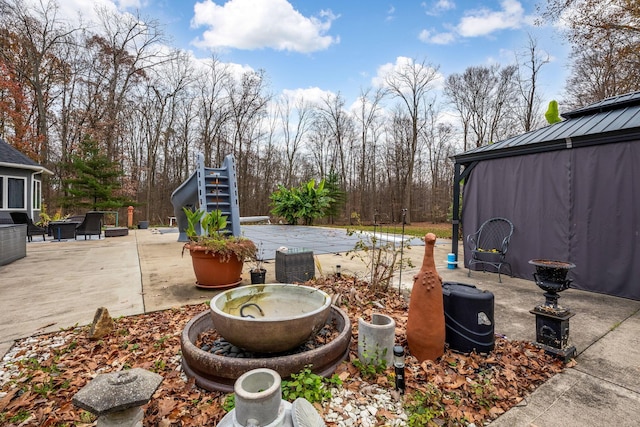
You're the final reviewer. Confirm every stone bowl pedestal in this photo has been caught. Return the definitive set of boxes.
[181,306,351,392]
[210,284,331,353]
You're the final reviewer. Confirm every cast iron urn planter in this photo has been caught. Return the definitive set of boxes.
[529,259,577,362]
[529,259,575,311]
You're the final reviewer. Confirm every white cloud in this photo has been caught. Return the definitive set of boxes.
[457,0,527,37]
[116,0,144,9]
[424,0,455,16]
[187,54,255,84]
[419,29,456,45]
[419,0,533,45]
[386,5,396,21]
[34,0,115,27]
[282,87,333,106]
[24,0,148,29]
[437,0,455,10]
[372,56,445,90]
[191,0,339,53]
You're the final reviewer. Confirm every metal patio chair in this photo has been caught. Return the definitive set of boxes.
[467,217,514,282]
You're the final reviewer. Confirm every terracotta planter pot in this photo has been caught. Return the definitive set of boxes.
[187,246,244,289]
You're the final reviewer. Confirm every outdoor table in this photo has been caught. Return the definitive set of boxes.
[49,221,81,241]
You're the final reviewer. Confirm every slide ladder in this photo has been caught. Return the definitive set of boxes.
[171,154,240,241]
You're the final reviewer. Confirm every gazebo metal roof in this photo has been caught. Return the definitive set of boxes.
[453,91,640,165]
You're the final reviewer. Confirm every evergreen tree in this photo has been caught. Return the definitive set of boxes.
[61,136,130,211]
[323,171,346,224]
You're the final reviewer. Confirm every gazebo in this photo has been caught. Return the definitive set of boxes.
[452,92,640,300]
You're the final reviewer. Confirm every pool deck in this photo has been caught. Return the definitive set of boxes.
[0,226,638,426]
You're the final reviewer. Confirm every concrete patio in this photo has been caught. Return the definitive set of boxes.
[0,226,638,426]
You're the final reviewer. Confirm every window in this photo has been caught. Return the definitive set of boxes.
[0,175,26,210]
[32,178,41,210]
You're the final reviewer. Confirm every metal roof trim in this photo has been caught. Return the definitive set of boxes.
[453,128,640,164]
[453,96,640,165]
[562,91,640,118]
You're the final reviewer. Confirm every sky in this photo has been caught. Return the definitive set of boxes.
[55,0,571,110]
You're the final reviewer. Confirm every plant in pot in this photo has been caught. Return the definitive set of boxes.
[182,207,257,289]
[250,242,267,284]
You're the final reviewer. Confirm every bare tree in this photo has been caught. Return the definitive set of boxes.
[87,7,169,159]
[515,35,549,132]
[421,104,454,221]
[227,69,270,212]
[316,92,354,188]
[353,87,385,216]
[444,74,473,152]
[383,107,413,222]
[195,56,232,163]
[138,49,193,221]
[564,30,640,108]
[444,64,517,148]
[277,94,312,187]
[543,0,640,107]
[173,88,198,183]
[384,57,440,223]
[307,114,336,180]
[0,0,77,164]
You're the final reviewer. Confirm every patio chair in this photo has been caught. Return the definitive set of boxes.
[10,212,47,242]
[467,217,514,283]
[75,211,104,240]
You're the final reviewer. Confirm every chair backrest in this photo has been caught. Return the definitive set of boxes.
[77,212,104,233]
[476,218,514,253]
[10,212,31,225]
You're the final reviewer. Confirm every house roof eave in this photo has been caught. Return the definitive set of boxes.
[0,161,54,175]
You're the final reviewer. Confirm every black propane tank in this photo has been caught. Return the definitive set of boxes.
[442,282,495,354]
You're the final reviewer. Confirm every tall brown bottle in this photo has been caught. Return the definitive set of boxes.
[406,233,445,362]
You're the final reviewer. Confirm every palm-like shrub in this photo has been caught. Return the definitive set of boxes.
[270,179,333,225]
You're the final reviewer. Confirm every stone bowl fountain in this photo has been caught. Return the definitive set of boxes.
[210,284,331,353]
[181,284,352,392]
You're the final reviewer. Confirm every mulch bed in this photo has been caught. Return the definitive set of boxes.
[0,277,566,426]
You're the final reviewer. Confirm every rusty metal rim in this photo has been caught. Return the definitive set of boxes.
[180,306,352,392]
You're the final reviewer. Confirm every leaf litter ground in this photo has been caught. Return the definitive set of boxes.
[0,277,566,426]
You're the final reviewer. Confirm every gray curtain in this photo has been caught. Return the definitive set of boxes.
[462,141,640,300]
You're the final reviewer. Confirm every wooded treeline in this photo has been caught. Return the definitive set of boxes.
[1,0,638,225]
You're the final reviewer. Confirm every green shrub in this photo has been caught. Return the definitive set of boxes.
[352,348,388,380]
[281,366,342,403]
[270,179,333,225]
[404,385,447,427]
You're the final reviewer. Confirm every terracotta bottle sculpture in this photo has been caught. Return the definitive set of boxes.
[406,233,445,362]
